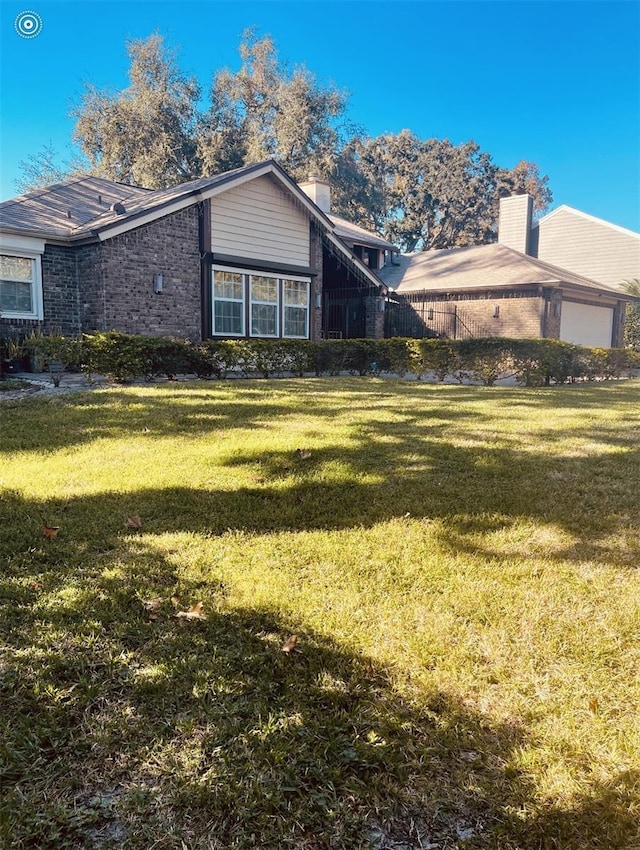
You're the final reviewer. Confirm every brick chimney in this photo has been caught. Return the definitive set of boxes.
[498,194,533,255]
[298,175,331,214]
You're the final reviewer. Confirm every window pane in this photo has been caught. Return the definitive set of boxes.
[251,276,277,303]
[284,306,308,338]
[251,303,277,336]
[0,255,33,282]
[214,300,243,334]
[0,281,33,312]
[214,271,243,301]
[283,279,309,307]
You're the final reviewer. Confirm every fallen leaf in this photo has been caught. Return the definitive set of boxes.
[296,449,312,460]
[44,525,60,539]
[143,598,163,613]
[126,515,142,530]
[588,696,600,714]
[170,596,181,609]
[175,602,207,621]
[281,635,299,653]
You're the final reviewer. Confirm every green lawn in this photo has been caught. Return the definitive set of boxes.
[1,378,639,849]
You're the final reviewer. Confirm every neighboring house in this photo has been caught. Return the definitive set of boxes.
[379,194,634,348]
[531,205,640,292]
[0,161,391,344]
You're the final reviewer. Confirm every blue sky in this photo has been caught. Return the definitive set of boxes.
[1,0,639,230]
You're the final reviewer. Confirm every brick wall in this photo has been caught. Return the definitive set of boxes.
[40,245,81,336]
[100,206,202,340]
[364,296,385,338]
[77,243,103,333]
[456,295,542,339]
[542,289,562,339]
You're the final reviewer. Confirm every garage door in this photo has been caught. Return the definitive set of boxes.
[559,301,613,348]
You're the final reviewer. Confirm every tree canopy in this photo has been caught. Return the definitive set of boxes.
[18,31,553,251]
[72,34,201,188]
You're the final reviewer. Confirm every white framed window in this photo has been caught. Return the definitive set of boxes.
[283,279,310,338]
[212,266,311,339]
[213,270,245,336]
[0,252,43,320]
[250,275,278,337]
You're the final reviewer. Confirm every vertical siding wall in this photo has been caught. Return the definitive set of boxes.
[211,175,310,267]
[498,195,533,254]
[534,209,640,291]
[99,206,201,339]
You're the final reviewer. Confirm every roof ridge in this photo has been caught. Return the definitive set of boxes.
[534,204,640,238]
[495,244,625,293]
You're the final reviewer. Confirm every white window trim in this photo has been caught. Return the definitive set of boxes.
[0,248,44,321]
[212,268,245,337]
[211,265,311,339]
[282,279,311,339]
[249,274,279,338]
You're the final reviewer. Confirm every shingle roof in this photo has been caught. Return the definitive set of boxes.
[328,214,396,252]
[377,242,627,296]
[0,176,151,238]
[0,164,269,239]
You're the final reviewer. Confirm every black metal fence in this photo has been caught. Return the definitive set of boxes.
[384,293,496,340]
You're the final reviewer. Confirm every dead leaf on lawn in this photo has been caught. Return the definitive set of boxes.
[142,597,163,621]
[170,596,181,609]
[175,602,207,621]
[296,449,312,460]
[44,525,60,539]
[126,515,142,530]
[281,635,300,653]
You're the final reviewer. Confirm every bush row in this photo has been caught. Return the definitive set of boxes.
[21,332,640,386]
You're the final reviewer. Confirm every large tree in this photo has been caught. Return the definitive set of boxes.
[15,143,88,194]
[197,31,349,181]
[331,132,552,252]
[72,34,201,188]
[18,31,552,251]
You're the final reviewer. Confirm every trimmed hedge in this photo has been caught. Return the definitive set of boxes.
[22,331,640,385]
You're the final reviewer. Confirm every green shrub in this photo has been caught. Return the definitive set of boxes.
[25,332,637,386]
[457,338,516,386]
[417,339,459,382]
[81,332,149,382]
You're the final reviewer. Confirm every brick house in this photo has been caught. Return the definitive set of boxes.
[0,160,393,344]
[379,195,633,348]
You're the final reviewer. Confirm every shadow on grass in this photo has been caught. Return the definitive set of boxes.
[1,380,639,846]
[1,424,638,572]
[2,545,638,849]
[7,377,635,456]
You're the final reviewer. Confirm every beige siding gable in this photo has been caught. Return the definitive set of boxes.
[534,208,640,290]
[211,174,310,267]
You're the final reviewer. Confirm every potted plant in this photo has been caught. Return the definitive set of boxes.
[1,338,27,374]
[24,333,79,387]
